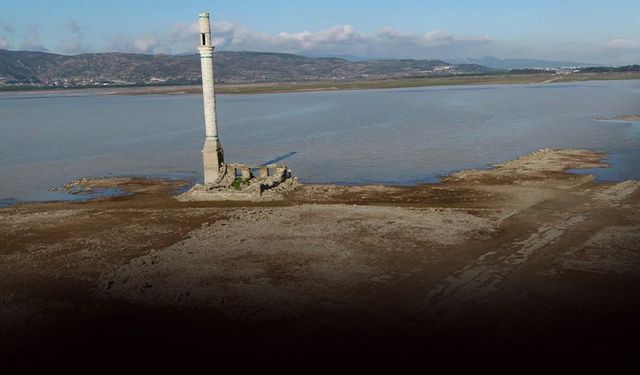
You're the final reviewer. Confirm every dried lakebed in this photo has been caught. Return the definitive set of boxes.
[1,148,639,369]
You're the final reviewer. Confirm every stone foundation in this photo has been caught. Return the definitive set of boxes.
[177,163,298,202]
[202,138,224,184]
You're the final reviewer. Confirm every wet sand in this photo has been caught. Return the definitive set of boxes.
[1,149,639,370]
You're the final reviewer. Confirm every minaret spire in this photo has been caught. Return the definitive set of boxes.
[198,12,224,184]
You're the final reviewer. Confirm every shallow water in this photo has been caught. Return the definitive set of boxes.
[1,80,639,204]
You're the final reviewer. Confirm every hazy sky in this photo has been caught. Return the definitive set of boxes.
[1,0,639,64]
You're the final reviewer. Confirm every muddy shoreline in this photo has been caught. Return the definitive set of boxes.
[3,72,640,97]
[2,148,639,370]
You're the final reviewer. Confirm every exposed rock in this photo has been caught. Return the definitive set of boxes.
[177,163,299,202]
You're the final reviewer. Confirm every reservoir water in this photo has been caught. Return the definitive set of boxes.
[1,80,639,205]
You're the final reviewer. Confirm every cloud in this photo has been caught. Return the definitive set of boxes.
[0,21,11,49]
[133,35,158,53]
[106,22,195,54]
[4,15,639,65]
[65,20,81,35]
[57,19,93,54]
[379,28,453,47]
[20,27,48,52]
[1,21,12,34]
[96,19,493,59]
[7,15,496,60]
[107,34,150,54]
[277,25,365,49]
[201,22,492,59]
[606,38,639,49]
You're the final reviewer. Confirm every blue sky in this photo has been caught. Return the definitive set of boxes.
[1,0,639,64]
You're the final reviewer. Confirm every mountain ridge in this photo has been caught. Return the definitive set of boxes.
[449,56,594,69]
[0,49,497,88]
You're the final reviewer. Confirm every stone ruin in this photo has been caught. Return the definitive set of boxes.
[178,162,298,201]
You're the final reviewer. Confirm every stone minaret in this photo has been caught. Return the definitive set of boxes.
[198,12,224,184]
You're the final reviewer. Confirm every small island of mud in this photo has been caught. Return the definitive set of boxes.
[615,114,640,121]
[1,149,639,370]
[596,114,640,121]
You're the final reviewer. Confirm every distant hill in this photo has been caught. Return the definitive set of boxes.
[0,49,498,88]
[451,56,594,69]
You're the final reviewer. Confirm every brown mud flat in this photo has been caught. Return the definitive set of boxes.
[1,149,640,370]
[595,114,640,121]
[612,114,640,121]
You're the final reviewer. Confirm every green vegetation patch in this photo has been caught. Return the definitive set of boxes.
[231,178,250,190]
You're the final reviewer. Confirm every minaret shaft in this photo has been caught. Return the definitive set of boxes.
[198,12,224,184]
